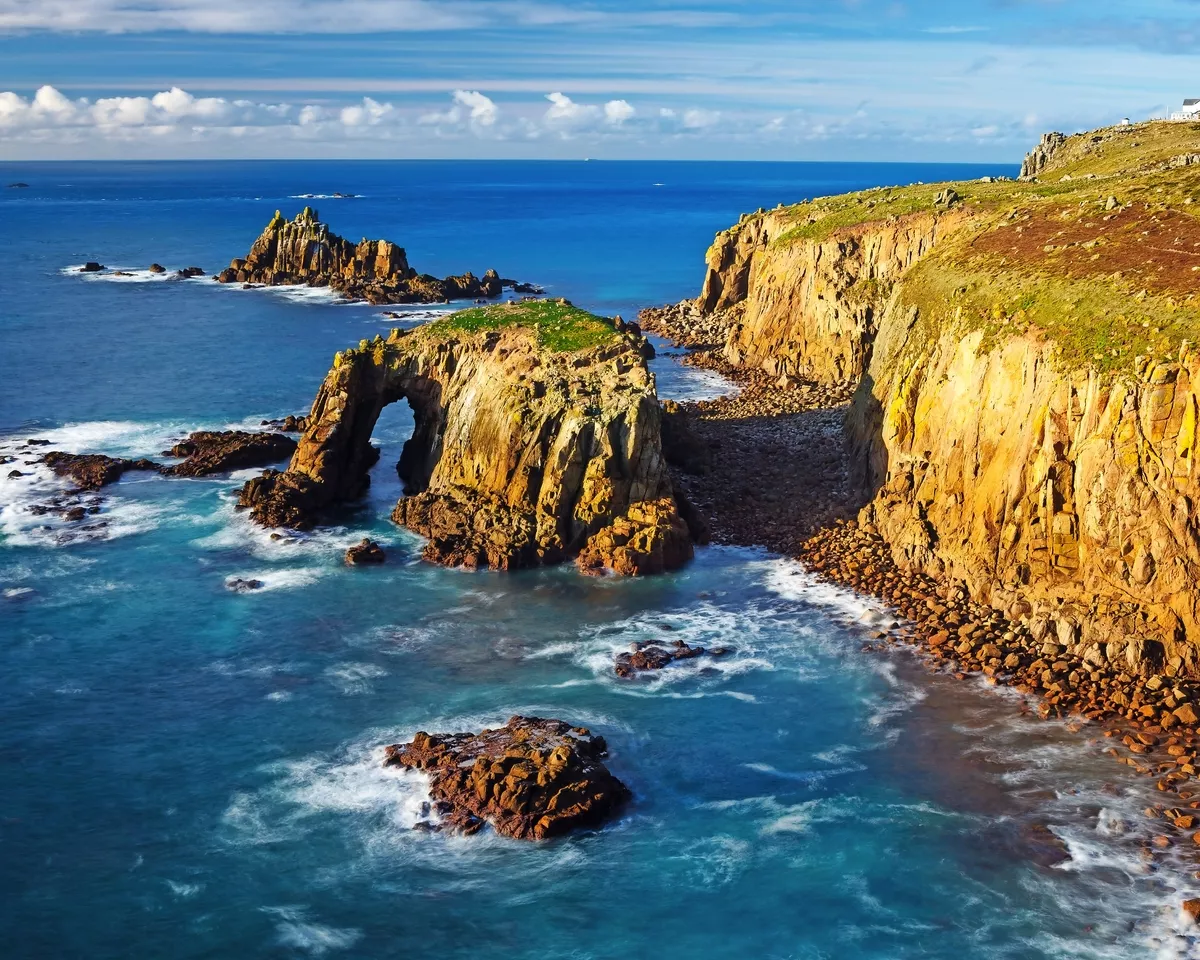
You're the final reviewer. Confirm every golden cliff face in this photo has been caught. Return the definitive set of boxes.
[702,209,965,386]
[692,122,1200,673]
[238,303,693,575]
[851,316,1200,676]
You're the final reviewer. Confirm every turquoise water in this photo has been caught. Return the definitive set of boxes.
[2,161,1198,958]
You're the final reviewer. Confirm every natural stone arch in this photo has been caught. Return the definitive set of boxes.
[239,323,694,574]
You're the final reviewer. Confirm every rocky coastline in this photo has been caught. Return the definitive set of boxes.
[643,120,1200,868]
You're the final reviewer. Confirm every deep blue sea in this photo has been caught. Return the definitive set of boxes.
[3,160,1198,959]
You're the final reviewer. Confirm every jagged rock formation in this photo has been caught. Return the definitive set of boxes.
[383,716,631,839]
[40,452,159,490]
[676,120,1200,675]
[1020,132,1067,179]
[237,302,694,574]
[162,431,296,477]
[216,206,510,305]
[614,638,732,677]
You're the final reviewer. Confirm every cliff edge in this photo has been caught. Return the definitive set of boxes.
[676,119,1200,675]
[238,300,694,575]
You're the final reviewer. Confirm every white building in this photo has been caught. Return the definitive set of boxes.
[1171,99,1200,120]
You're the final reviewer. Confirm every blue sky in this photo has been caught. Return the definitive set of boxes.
[0,0,1198,161]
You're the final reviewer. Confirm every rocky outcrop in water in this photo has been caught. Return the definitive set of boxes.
[238,303,694,574]
[614,637,732,677]
[40,452,159,490]
[383,716,631,839]
[215,207,514,305]
[163,431,296,477]
[344,538,385,565]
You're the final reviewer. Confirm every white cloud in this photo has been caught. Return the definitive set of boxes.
[603,99,635,125]
[681,108,719,129]
[453,89,497,126]
[544,91,594,125]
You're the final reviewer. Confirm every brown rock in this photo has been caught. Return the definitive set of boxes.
[40,452,160,491]
[345,538,385,565]
[383,716,631,840]
[163,431,296,477]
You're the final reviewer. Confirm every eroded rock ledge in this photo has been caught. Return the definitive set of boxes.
[237,301,695,575]
[216,206,526,305]
[383,716,631,839]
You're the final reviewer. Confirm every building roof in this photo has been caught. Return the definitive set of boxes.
[1186,99,1200,106]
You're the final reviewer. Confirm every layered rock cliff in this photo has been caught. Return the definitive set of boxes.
[238,300,693,574]
[216,206,509,305]
[679,120,1200,675]
[704,207,966,385]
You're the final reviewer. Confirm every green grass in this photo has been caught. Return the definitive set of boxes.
[896,247,1200,376]
[429,299,620,353]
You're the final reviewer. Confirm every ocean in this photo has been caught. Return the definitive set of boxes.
[3,159,1198,959]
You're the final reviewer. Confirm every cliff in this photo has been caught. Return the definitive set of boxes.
[239,300,694,575]
[216,206,509,305]
[684,119,1200,675]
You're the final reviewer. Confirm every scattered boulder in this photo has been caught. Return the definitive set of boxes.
[80,262,104,273]
[384,716,631,839]
[345,538,385,565]
[162,430,296,477]
[40,452,160,490]
[934,187,960,208]
[175,266,205,278]
[225,577,265,593]
[615,638,732,677]
[148,263,166,274]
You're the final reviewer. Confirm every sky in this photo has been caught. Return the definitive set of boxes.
[0,0,1198,162]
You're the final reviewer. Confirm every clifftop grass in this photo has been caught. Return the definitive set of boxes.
[430,299,620,353]
[742,120,1200,378]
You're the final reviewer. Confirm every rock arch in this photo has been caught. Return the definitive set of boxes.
[239,326,694,574]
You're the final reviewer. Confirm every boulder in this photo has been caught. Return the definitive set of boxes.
[80,262,104,273]
[148,263,166,273]
[345,538,385,565]
[225,577,264,593]
[162,431,297,477]
[384,716,631,839]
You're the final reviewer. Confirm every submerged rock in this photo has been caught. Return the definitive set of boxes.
[40,451,160,490]
[225,577,264,593]
[384,716,631,839]
[215,206,521,305]
[345,538,385,565]
[260,415,309,433]
[614,638,732,677]
[162,431,296,477]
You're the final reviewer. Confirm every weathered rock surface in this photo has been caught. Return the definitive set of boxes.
[345,538,385,565]
[701,206,966,387]
[215,206,514,305]
[80,262,104,273]
[1020,131,1067,180]
[238,314,694,574]
[383,716,631,839]
[40,452,159,490]
[163,431,296,477]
